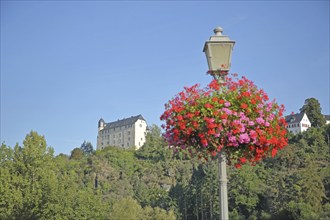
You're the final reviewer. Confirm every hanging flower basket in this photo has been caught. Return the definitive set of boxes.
[160,74,288,168]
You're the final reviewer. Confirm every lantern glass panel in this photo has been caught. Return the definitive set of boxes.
[206,43,233,71]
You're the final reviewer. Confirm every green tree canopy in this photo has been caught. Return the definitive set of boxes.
[1,125,329,220]
[300,97,326,127]
[80,140,94,155]
[0,131,109,220]
[70,147,84,160]
[135,124,170,161]
[110,197,143,219]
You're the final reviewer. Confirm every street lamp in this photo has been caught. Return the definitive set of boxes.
[203,27,235,220]
[203,27,235,77]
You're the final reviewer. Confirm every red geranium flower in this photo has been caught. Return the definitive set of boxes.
[241,103,248,109]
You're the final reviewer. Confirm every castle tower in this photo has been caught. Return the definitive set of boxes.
[98,118,105,131]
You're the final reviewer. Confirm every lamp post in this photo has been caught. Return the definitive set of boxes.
[203,27,235,220]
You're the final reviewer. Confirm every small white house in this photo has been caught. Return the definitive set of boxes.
[97,115,148,150]
[285,112,311,134]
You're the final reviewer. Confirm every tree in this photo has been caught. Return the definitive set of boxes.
[110,197,144,219]
[0,143,18,219]
[135,124,170,161]
[80,140,94,155]
[228,164,267,219]
[144,206,176,220]
[70,147,84,160]
[262,125,330,219]
[0,131,59,219]
[300,98,326,127]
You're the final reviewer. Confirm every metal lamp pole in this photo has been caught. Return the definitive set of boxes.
[203,27,235,220]
[218,140,229,220]
[215,73,229,220]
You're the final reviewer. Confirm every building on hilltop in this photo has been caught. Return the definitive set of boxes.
[285,112,311,134]
[97,115,148,150]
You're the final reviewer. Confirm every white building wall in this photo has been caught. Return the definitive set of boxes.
[299,114,311,132]
[98,125,135,149]
[134,119,147,150]
[97,116,147,150]
[287,124,300,134]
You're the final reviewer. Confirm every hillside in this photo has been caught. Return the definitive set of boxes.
[1,124,329,219]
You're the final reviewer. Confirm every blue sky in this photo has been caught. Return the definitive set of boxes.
[1,1,329,155]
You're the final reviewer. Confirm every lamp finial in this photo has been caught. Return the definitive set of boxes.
[214,27,223,36]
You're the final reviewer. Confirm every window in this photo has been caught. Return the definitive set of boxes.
[302,123,309,128]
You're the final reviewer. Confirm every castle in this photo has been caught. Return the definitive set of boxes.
[97,115,148,150]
